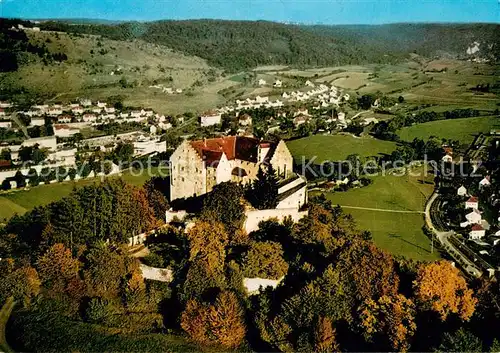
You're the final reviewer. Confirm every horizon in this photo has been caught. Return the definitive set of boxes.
[1,0,499,25]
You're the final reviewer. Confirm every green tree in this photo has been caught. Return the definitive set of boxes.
[438,328,482,353]
[248,165,279,210]
[242,241,288,279]
[201,182,245,236]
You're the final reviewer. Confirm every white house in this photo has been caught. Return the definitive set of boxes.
[305,80,315,87]
[479,176,491,188]
[0,101,12,108]
[238,114,252,126]
[465,209,482,224]
[470,224,486,240]
[465,196,479,209]
[200,111,222,127]
[82,114,97,123]
[0,121,12,129]
[457,185,468,197]
[54,125,80,138]
[30,117,45,127]
[0,109,6,118]
[47,107,62,116]
[97,101,107,108]
[442,154,453,163]
[258,79,267,86]
[104,107,116,113]
[72,106,84,115]
[282,92,289,99]
[57,115,72,124]
[274,80,283,88]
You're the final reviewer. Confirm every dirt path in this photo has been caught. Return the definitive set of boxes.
[0,297,15,353]
[339,205,424,214]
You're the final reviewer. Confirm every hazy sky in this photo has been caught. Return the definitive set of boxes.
[1,0,499,24]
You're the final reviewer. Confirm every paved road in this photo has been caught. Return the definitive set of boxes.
[424,193,482,277]
[10,112,29,138]
[338,205,424,214]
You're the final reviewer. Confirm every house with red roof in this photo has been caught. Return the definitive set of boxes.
[469,224,486,240]
[465,196,479,210]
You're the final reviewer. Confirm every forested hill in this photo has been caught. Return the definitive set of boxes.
[26,19,500,71]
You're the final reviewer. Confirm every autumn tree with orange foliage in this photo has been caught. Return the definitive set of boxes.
[337,240,399,301]
[358,294,416,352]
[314,316,340,353]
[0,261,40,306]
[181,291,246,348]
[37,243,81,294]
[413,260,477,321]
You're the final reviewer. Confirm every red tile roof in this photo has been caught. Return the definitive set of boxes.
[471,224,484,231]
[467,196,478,203]
[189,136,275,166]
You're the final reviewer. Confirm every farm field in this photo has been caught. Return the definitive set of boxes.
[398,116,500,145]
[0,167,164,221]
[313,165,437,260]
[286,134,398,163]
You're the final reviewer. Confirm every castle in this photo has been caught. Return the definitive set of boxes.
[169,136,294,201]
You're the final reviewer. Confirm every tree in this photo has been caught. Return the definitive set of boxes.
[36,243,81,294]
[248,165,279,210]
[13,171,26,188]
[32,147,48,164]
[398,96,405,103]
[113,142,134,163]
[358,94,376,109]
[358,294,416,351]
[242,241,288,279]
[201,182,245,236]
[438,328,482,353]
[181,291,246,348]
[413,261,477,321]
[0,148,12,161]
[314,317,340,353]
[18,146,33,162]
[25,168,39,186]
[0,264,40,306]
[144,178,169,221]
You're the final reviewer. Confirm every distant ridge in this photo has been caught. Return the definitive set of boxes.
[8,18,500,71]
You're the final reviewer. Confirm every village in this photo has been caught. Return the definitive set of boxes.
[0,75,374,190]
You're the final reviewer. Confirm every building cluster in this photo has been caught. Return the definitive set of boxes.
[148,84,184,95]
[458,176,496,240]
[7,99,174,138]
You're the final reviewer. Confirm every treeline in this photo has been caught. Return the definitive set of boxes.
[1,178,167,256]
[372,108,482,141]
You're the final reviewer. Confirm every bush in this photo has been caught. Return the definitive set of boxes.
[84,297,117,324]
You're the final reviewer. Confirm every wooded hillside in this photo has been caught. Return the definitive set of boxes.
[36,20,500,71]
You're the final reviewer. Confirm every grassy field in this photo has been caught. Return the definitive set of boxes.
[347,209,439,261]
[314,166,438,260]
[286,134,398,163]
[398,116,500,145]
[0,167,163,221]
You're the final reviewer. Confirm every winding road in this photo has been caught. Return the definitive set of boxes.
[424,193,483,277]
